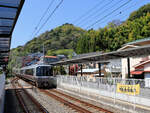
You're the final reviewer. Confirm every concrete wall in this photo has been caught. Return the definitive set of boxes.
[57,76,150,108]
[0,74,5,113]
[58,81,150,107]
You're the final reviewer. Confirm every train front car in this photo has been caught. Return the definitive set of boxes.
[35,65,56,88]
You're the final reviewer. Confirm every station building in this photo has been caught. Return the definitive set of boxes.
[119,37,150,79]
[69,52,121,77]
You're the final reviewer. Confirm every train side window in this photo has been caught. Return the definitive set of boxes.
[25,69,33,76]
[21,70,24,74]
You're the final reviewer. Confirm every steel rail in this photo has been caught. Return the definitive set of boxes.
[50,89,113,113]
[11,78,30,113]
[16,77,113,113]
[40,89,92,113]
[17,81,48,113]
[12,78,48,113]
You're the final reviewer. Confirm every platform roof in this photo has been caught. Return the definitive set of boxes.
[51,45,150,66]
[0,0,24,66]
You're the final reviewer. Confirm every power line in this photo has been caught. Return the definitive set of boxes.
[112,0,141,20]
[73,0,106,25]
[34,0,64,37]
[118,0,142,20]
[80,0,124,28]
[76,0,114,26]
[96,0,140,28]
[79,0,124,27]
[86,0,132,29]
[31,0,55,38]
[95,0,141,28]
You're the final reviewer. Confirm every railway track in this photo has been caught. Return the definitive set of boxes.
[40,89,92,113]
[41,89,113,113]
[18,77,113,113]
[50,89,113,113]
[11,78,48,113]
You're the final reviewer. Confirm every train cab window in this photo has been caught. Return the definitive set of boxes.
[36,66,53,76]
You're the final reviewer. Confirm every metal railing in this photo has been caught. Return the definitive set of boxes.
[57,75,150,108]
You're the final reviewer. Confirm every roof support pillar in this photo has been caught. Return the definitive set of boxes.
[98,63,101,77]
[60,65,63,75]
[53,66,55,76]
[127,57,130,78]
[68,65,70,75]
[81,64,83,76]
[75,64,78,76]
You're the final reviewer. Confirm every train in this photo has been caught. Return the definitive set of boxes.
[13,64,57,88]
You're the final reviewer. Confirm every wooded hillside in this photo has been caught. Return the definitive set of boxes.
[9,4,150,69]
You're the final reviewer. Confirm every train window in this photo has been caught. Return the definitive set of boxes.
[36,66,53,76]
[25,69,34,76]
[20,70,24,74]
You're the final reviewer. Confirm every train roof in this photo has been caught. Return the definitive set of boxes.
[21,64,52,70]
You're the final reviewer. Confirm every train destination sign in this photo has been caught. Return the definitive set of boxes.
[117,83,140,95]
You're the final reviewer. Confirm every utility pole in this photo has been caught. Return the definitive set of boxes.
[43,44,45,64]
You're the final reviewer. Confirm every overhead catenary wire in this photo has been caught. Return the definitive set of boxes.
[73,0,106,25]
[96,0,142,27]
[117,0,143,21]
[31,0,55,38]
[76,0,115,26]
[86,0,132,29]
[79,0,125,27]
[33,0,64,37]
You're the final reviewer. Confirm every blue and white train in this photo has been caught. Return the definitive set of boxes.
[14,64,57,88]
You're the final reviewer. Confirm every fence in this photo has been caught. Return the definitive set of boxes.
[0,74,5,113]
[57,75,150,112]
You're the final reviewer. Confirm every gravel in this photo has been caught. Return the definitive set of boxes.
[18,79,77,113]
[47,89,104,113]
[56,88,125,113]
[5,78,150,113]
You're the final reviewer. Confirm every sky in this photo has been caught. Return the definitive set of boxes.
[11,0,150,49]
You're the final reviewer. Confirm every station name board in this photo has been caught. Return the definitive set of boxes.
[117,83,140,95]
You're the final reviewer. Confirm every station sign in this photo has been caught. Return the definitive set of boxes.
[117,83,140,95]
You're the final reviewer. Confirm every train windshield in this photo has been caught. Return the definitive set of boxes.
[36,66,53,76]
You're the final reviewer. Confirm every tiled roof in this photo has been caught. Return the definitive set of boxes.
[124,37,150,46]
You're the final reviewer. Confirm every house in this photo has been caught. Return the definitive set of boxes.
[22,52,61,66]
[71,52,121,77]
[37,56,59,65]
[77,68,105,77]
[106,59,121,77]
[22,52,43,67]
[131,57,150,79]
[119,37,150,79]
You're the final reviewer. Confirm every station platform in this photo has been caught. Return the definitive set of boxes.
[57,75,150,113]
[3,76,150,113]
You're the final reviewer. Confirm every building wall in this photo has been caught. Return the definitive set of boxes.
[122,57,142,79]
[77,73,94,77]
[144,63,150,71]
